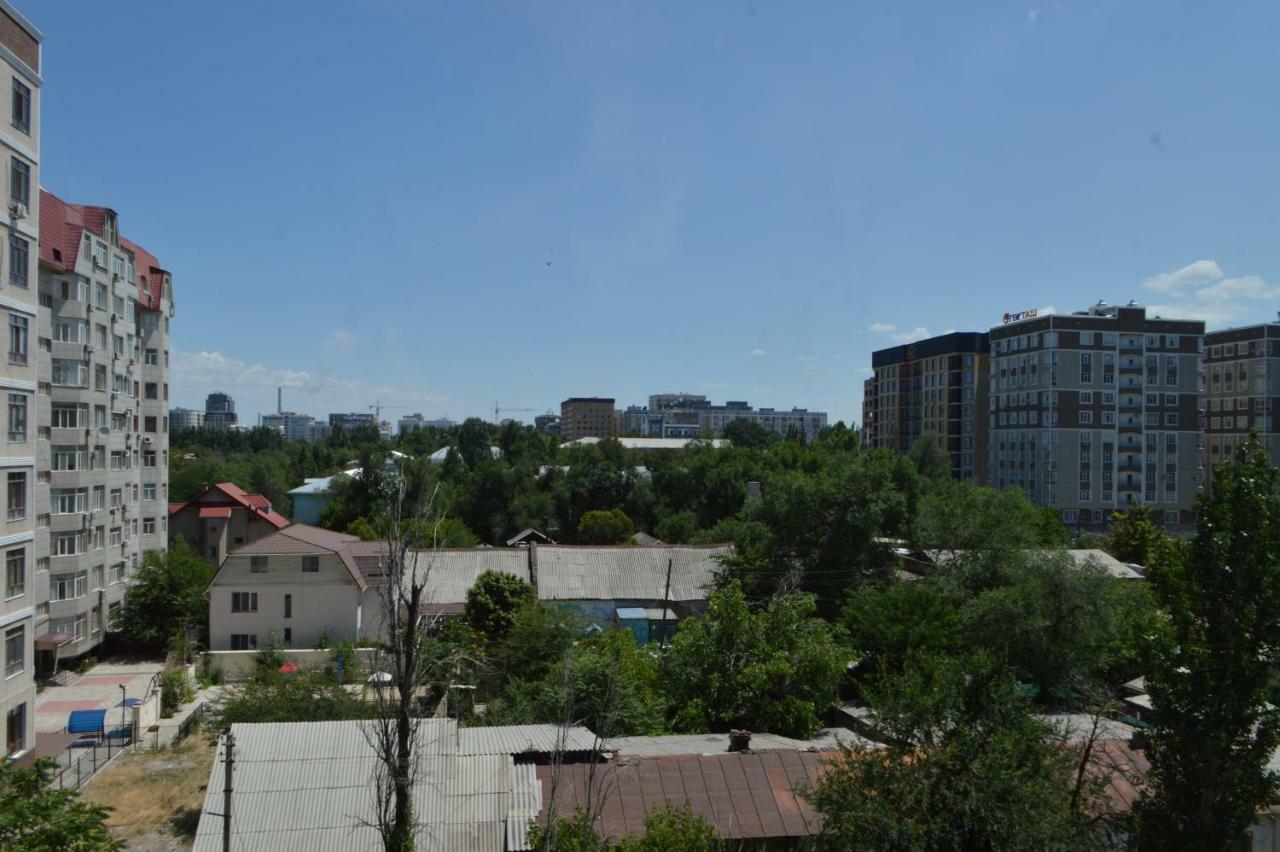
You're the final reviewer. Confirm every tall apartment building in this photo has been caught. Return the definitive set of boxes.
[863,332,990,483]
[0,0,39,759]
[329,412,376,432]
[643,396,829,442]
[398,413,455,433]
[261,411,315,442]
[204,391,236,430]
[988,302,1203,529]
[1204,320,1280,481]
[169,406,204,430]
[560,397,617,441]
[36,188,174,664]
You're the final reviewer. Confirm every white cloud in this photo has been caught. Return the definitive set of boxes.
[1194,275,1280,303]
[326,328,357,348]
[1143,260,1225,294]
[1139,261,1276,328]
[172,350,446,420]
[750,348,767,357]
[890,326,932,344]
[868,322,897,334]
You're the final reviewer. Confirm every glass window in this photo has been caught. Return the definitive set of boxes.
[11,79,29,134]
[4,549,22,599]
[4,626,22,678]
[6,472,24,521]
[302,556,320,573]
[7,237,26,288]
[6,393,24,443]
[4,317,22,369]
[8,157,27,206]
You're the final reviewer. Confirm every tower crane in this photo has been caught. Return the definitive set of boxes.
[493,402,535,424]
[369,401,407,423]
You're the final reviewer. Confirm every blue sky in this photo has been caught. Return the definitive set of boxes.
[31,1,1280,426]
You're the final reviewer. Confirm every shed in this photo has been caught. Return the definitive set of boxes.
[67,709,106,735]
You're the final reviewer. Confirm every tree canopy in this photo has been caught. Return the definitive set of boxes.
[110,539,216,649]
[0,758,121,851]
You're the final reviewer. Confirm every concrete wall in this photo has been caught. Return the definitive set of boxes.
[202,647,379,682]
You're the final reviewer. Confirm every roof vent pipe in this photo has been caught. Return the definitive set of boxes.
[728,730,751,752]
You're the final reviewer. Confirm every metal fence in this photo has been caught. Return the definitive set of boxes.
[50,730,133,791]
[135,704,206,750]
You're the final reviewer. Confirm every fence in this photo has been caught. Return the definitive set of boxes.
[135,703,206,750]
[49,729,134,791]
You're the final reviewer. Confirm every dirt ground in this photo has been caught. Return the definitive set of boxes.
[80,736,214,851]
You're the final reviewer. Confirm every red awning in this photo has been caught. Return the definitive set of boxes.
[198,506,233,519]
[35,633,75,647]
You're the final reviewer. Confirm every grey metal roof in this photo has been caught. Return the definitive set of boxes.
[458,724,600,756]
[606,728,869,757]
[408,548,531,607]
[192,719,524,852]
[535,545,732,602]
[507,762,542,852]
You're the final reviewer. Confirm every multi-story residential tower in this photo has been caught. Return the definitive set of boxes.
[988,302,1203,530]
[560,397,618,441]
[169,406,204,430]
[204,391,236,430]
[1204,319,1280,481]
[36,188,174,663]
[261,411,314,441]
[864,332,990,483]
[0,0,40,759]
[329,412,376,432]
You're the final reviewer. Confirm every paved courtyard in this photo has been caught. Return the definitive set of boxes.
[35,660,165,734]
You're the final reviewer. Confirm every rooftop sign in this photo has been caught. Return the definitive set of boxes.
[1003,308,1038,324]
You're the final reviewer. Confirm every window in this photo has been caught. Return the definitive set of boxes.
[6,315,24,365]
[6,702,25,755]
[143,483,156,501]
[6,237,25,288]
[52,533,82,557]
[144,383,158,400]
[11,79,29,134]
[284,594,292,619]
[50,404,85,429]
[1165,394,1177,406]
[52,319,86,343]
[1080,411,1093,425]
[51,359,85,387]
[142,518,155,535]
[1165,413,1178,426]
[4,549,21,599]
[143,450,156,467]
[6,472,23,521]
[230,634,257,651]
[283,627,292,644]
[4,626,21,678]
[8,157,27,206]
[143,416,157,433]
[6,393,23,443]
[231,592,258,613]
[51,488,86,515]
[1080,332,1093,345]
[249,556,267,573]
[1080,391,1093,405]
[144,348,157,365]
[49,572,86,600]
[302,556,319,573]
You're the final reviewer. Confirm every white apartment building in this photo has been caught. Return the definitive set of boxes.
[35,187,173,664]
[0,0,40,759]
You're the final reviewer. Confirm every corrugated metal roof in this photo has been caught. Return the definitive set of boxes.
[607,728,869,757]
[536,750,832,842]
[192,719,520,852]
[408,548,531,607]
[535,545,731,602]
[507,762,542,851]
[459,724,599,756]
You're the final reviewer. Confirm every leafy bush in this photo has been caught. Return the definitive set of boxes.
[161,667,194,717]
[576,508,634,545]
[465,570,536,643]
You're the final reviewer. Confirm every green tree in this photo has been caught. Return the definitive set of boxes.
[1136,438,1280,850]
[110,540,215,648]
[0,757,121,850]
[209,669,374,730]
[1106,506,1163,566]
[456,417,494,468]
[576,508,634,544]
[842,581,963,687]
[910,478,1052,557]
[808,653,1093,851]
[464,570,536,644]
[653,510,698,544]
[721,418,776,449]
[907,431,952,481]
[617,804,721,851]
[666,580,847,738]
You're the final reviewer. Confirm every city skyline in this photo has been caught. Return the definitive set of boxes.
[32,2,1280,426]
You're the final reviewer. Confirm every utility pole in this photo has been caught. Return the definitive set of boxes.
[222,732,235,852]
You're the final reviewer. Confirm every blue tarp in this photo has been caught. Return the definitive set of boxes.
[67,709,106,734]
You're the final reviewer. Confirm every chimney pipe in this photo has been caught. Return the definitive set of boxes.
[277,387,283,415]
[728,730,751,752]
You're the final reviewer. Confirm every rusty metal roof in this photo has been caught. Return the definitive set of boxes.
[535,750,833,842]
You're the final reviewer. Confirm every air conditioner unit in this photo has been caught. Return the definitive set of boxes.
[9,202,27,219]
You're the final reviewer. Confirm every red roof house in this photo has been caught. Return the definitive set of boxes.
[170,482,291,564]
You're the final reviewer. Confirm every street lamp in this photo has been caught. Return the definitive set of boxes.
[119,684,127,736]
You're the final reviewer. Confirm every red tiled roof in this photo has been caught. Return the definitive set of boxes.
[198,506,233,519]
[39,188,169,310]
[169,482,291,530]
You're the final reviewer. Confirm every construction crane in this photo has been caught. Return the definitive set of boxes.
[369,401,406,423]
[493,402,534,424]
